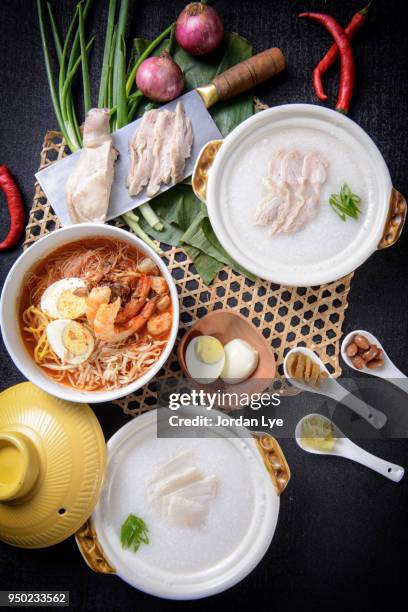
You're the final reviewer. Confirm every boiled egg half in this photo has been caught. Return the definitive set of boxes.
[41,278,88,319]
[46,320,94,365]
[185,336,225,383]
[221,339,259,383]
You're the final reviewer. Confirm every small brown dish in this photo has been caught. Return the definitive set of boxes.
[177,309,276,408]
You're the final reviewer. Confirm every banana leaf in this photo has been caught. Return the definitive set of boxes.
[138,184,255,282]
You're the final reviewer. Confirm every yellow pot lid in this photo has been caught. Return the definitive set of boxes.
[0,382,106,548]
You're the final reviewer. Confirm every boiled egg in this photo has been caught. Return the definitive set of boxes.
[185,336,225,384]
[221,339,259,383]
[40,278,88,319]
[46,320,94,365]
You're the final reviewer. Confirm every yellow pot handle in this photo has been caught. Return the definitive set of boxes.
[75,519,115,575]
[252,432,291,495]
[192,139,223,203]
[378,188,406,249]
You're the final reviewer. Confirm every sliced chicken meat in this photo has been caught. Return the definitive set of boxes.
[66,108,117,224]
[268,150,303,236]
[255,149,329,236]
[127,109,158,196]
[147,110,175,197]
[170,101,194,184]
[127,101,193,198]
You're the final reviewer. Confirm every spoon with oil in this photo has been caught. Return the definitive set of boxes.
[283,347,387,430]
[295,414,404,482]
[341,330,408,394]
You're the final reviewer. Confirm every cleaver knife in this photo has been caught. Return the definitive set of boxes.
[36,47,285,227]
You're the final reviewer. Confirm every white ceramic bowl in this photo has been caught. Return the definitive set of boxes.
[194,104,406,287]
[0,224,179,404]
[76,408,290,599]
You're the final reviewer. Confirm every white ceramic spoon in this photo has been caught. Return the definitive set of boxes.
[341,330,408,394]
[295,413,404,482]
[283,347,387,430]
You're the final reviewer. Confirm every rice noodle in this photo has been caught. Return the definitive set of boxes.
[43,338,167,391]
[20,238,170,392]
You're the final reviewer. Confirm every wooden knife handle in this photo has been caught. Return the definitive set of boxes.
[212,47,285,102]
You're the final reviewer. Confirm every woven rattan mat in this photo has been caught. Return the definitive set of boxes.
[25,130,353,416]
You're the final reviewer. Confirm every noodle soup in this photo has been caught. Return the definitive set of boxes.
[19,237,173,392]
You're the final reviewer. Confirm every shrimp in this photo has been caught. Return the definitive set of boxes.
[156,294,170,312]
[147,312,172,336]
[115,274,152,324]
[86,286,111,326]
[151,276,168,295]
[137,257,159,275]
[93,297,157,342]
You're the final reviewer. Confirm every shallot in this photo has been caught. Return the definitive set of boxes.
[136,51,184,103]
[175,2,224,56]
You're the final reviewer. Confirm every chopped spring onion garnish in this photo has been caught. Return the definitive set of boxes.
[120,514,150,553]
[329,183,361,221]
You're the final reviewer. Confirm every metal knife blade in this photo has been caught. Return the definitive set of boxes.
[35,90,223,227]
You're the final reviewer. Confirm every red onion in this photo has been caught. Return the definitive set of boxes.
[176,2,224,56]
[136,51,184,103]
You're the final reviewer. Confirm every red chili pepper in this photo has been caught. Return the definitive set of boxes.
[314,1,372,101]
[299,12,355,114]
[0,165,25,251]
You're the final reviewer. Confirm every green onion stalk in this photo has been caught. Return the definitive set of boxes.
[37,0,174,240]
[122,212,162,254]
[37,0,94,152]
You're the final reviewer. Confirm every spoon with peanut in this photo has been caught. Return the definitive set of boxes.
[341,330,408,394]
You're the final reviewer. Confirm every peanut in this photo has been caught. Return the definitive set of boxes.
[362,345,379,362]
[354,334,370,350]
[366,359,384,369]
[352,355,366,369]
[346,342,358,357]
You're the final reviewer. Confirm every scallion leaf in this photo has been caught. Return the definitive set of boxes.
[98,0,117,108]
[120,514,150,554]
[78,3,92,114]
[329,184,361,221]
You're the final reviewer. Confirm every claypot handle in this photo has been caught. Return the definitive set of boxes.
[192,139,223,203]
[75,519,115,574]
[212,48,285,102]
[252,432,291,495]
[378,188,406,249]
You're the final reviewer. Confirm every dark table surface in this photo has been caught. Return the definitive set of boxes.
[0,1,407,610]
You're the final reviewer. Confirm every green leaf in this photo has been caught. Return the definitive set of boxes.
[201,218,256,280]
[172,32,254,136]
[184,246,224,285]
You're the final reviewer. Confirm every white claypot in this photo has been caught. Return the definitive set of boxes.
[193,104,406,286]
[76,408,290,599]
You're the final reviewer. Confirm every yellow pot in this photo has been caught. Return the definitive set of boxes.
[0,382,106,548]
